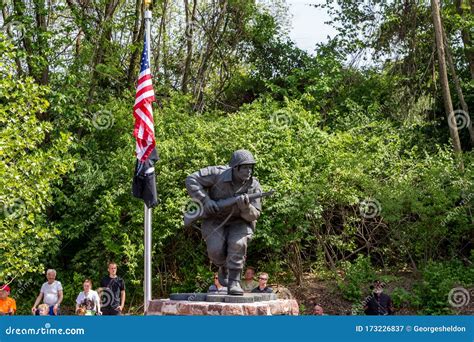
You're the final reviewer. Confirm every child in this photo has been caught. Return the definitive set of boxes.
[38,304,50,316]
[76,305,87,316]
[0,285,16,315]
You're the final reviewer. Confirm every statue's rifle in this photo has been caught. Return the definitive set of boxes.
[184,189,275,227]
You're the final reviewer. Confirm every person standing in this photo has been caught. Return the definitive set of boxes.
[364,280,394,315]
[31,269,63,315]
[99,262,125,315]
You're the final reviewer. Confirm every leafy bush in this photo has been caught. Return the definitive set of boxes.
[391,287,412,310]
[337,255,376,302]
[411,261,474,315]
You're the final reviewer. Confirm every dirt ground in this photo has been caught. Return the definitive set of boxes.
[282,273,356,315]
[290,278,353,315]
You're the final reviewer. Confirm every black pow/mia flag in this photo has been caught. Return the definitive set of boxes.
[132,148,159,208]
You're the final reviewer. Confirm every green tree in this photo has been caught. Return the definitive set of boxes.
[0,35,75,281]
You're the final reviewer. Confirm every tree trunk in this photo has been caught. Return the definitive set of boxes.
[1,6,24,75]
[443,28,474,147]
[455,0,474,80]
[33,0,49,86]
[181,0,198,93]
[126,0,144,85]
[287,241,303,286]
[12,0,49,85]
[154,0,169,84]
[75,29,83,57]
[88,0,121,102]
[193,0,228,111]
[65,0,93,42]
[431,0,463,167]
[13,0,40,82]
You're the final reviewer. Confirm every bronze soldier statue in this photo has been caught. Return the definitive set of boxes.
[185,150,264,295]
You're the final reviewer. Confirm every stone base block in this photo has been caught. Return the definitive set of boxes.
[147,298,299,316]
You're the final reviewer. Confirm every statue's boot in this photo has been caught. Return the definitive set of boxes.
[218,266,228,287]
[227,269,244,296]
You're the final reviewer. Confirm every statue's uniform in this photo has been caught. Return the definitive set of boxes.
[186,165,262,270]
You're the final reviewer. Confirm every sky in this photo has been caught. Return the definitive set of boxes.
[286,0,338,53]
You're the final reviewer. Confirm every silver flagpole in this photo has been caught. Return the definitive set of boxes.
[144,0,153,314]
[144,203,152,313]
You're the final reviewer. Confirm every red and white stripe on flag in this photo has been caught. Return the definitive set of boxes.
[133,37,156,162]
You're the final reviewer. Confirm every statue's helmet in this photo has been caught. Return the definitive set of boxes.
[229,149,256,168]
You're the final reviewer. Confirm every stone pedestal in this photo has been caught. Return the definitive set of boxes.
[147,293,299,316]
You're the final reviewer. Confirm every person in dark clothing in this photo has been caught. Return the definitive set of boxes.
[99,262,126,316]
[364,280,394,315]
[251,272,273,293]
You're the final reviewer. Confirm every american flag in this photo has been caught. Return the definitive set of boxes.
[133,35,156,164]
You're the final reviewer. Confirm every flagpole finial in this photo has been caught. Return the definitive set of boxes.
[144,0,152,9]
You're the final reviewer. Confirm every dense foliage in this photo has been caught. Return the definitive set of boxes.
[0,0,472,314]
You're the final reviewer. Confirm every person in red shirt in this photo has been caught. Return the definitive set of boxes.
[0,285,16,315]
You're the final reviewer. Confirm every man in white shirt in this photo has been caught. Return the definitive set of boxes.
[31,269,63,315]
